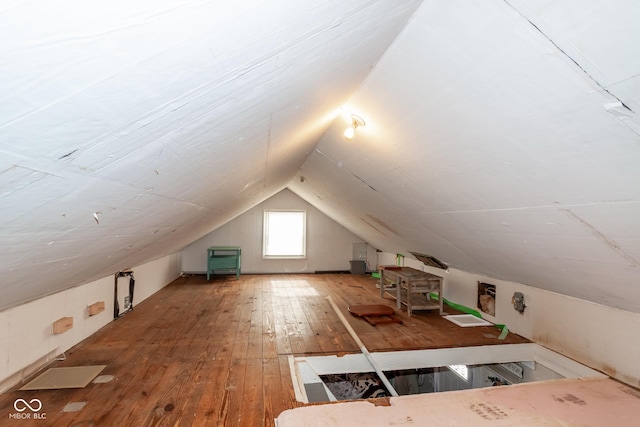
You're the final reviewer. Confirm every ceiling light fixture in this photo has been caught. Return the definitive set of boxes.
[343,114,366,140]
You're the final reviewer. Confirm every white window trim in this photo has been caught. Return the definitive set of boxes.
[263,210,307,259]
[447,365,470,381]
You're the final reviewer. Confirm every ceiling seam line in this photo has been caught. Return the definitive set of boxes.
[502,0,633,113]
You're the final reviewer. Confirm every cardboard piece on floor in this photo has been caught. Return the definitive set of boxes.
[20,365,106,390]
[63,402,87,412]
[276,378,640,427]
[445,314,492,327]
[92,374,115,383]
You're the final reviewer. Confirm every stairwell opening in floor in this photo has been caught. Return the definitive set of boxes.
[289,343,606,403]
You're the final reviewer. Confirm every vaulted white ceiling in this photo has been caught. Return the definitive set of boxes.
[1,0,639,313]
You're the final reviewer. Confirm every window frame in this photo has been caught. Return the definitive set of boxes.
[263,209,307,259]
[447,365,470,381]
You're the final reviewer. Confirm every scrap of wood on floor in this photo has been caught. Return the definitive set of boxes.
[348,304,403,326]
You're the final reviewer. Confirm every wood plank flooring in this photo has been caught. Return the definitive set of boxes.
[0,274,528,426]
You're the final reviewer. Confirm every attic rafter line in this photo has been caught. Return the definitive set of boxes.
[431,199,640,215]
[314,148,377,192]
[8,148,212,210]
[11,163,64,179]
[559,207,639,267]
[605,71,640,89]
[264,113,273,185]
[503,0,633,113]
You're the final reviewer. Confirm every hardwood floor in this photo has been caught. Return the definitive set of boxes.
[0,274,528,426]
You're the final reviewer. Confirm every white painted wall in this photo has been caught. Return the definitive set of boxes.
[181,189,367,274]
[376,252,640,388]
[0,254,180,392]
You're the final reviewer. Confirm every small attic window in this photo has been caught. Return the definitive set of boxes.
[263,210,306,259]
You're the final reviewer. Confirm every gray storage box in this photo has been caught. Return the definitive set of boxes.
[349,260,366,274]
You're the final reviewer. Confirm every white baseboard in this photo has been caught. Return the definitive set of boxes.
[0,348,60,393]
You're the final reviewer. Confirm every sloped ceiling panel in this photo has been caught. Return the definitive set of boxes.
[290,0,640,312]
[0,0,423,311]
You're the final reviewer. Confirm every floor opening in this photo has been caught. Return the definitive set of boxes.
[290,343,606,403]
